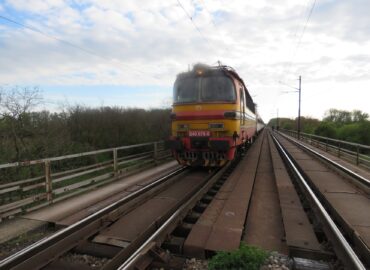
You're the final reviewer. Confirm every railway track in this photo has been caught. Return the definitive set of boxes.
[0,159,238,270]
[149,130,368,269]
[271,131,369,269]
[0,166,189,269]
[1,129,369,270]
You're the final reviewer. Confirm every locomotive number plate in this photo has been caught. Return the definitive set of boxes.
[189,130,211,137]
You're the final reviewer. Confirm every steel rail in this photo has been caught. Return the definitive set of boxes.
[117,163,230,270]
[0,166,186,269]
[278,132,370,188]
[271,133,366,270]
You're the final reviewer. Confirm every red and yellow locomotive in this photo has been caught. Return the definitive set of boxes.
[168,64,262,166]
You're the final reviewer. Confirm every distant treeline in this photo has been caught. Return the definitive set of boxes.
[268,109,370,145]
[0,87,171,164]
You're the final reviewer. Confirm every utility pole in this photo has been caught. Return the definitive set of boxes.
[277,108,279,130]
[278,76,302,138]
[298,76,301,140]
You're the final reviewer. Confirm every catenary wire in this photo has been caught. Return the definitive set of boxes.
[279,0,317,85]
[175,0,214,47]
[278,0,311,80]
[197,0,217,27]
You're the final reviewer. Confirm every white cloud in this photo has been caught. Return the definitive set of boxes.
[6,0,66,13]
[0,0,369,121]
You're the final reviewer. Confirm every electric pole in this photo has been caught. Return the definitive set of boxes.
[278,76,302,138]
[298,76,301,140]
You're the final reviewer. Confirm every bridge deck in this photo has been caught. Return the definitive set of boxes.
[0,161,179,244]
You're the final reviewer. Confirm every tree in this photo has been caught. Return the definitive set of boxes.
[323,109,352,125]
[351,110,369,122]
[337,121,370,145]
[300,117,320,134]
[314,121,337,138]
[0,87,42,161]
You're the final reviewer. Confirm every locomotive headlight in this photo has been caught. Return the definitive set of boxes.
[196,69,203,75]
[209,123,224,129]
[177,124,189,130]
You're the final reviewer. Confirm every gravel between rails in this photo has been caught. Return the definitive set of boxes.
[0,226,55,260]
[183,258,208,270]
[58,252,110,269]
[182,252,292,270]
[260,252,292,270]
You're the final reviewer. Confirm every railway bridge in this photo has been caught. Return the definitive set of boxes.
[0,129,369,270]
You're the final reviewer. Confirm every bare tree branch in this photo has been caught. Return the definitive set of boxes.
[0,86,43,118]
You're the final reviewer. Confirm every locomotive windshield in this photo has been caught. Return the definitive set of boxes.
[174,75,236,104]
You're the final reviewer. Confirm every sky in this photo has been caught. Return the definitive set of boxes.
[0,0,369,122]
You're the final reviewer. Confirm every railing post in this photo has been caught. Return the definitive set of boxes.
[113,148,118,176]
[154,142,158,161]
[356,145,359,165]
[338,142,341,157]
[44,160,53,203]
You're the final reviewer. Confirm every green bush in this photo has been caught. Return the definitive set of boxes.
[208,243,268,270]
[314,121,337,138]
[337,121,370,145]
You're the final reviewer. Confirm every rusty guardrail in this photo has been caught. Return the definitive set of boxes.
[0,141,171,221]
[279,129,370,170]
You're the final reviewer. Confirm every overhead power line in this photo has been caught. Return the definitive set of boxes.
[294,0,317,54]
[0,15,105,60]
[290,0,312,48]
[197,0,217,27]
[0,14,159,80]
[175,0,213,46]
[280,0,317,83]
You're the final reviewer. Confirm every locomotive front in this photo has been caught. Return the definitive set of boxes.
[168,64,257,167]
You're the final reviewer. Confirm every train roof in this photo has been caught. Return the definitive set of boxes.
[176,63,226,79]
[176,63,243,81]
[176,63,255,107]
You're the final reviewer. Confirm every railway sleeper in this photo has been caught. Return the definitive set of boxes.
[193,202,207,213]
[172,222,193,238]
[183,212,201,224]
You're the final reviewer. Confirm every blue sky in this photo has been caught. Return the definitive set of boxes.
[42,85,172,109]
[1,0,370,120]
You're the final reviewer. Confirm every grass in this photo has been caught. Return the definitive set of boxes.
[208,243,269,270]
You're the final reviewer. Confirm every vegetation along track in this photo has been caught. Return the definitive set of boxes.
[272,131,369,269]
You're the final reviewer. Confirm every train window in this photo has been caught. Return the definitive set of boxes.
[201,76,236,102]
[173,77,200,103]
[174,75,236,104]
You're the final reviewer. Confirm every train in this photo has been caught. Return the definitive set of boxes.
[168,63,264,167]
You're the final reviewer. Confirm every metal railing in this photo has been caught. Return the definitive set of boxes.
[280,129,370,170]
[0,141,171,221]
